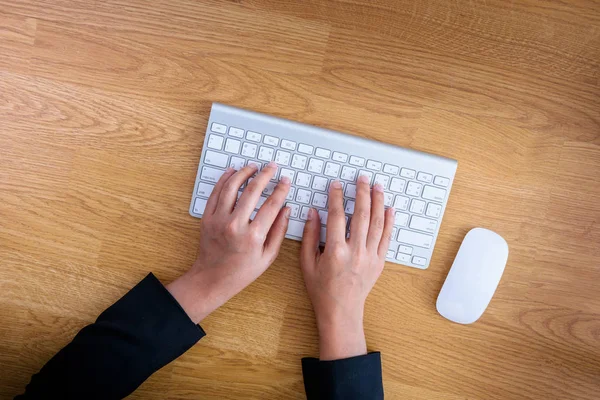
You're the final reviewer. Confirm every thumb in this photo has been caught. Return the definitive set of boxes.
[300,208,320,272]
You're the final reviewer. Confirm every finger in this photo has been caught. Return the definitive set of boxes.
[326,180,346,244]
[215,163,260,215]
[252,176,291,235]
[366,183,385,250]
[234,162,278,219]
[378,207,396,258]
[204,167,236,215]
[349,174,371,245]
[263,206,291,260]
[300,208,320,272]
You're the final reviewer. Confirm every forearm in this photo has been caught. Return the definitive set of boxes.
[16,274,205,400]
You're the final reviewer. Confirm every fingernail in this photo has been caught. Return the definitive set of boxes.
[280,176,290,185]
[389,207,395,214]
[284,207,291,218]
[307,208,315,220]
[358,175,369,184]
[267,161,278,169]
[373,183,384,192]
[248,163,258,170]
[225,167,234,173]
[331,180,342,189]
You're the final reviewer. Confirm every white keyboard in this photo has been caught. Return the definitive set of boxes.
[190,103,457,269]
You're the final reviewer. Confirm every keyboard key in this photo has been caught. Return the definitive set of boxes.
[383,164,400,175]
[320,227,327,243]
[298,144,314,154]
[246,131,262,142]
[312,193,328,208]
[349,156,365,167]
[410,215,437,233]
[315,148,331,158]
[287,203,300,218]
[425,203,442,218]
[318,210,328,224]
[434,176,450,187]
[358,170,374,184]
[300,206,311,220]
[263,181,277,195]
[211,123,227,134]
[241,142,257,158]
[389,177,406,193]
[422,185,446,202]
[332,152,348,162]
[393,195,409,210]
[296,189,312,204]
[247,160,261,171]
[258,146,274,161]
[386,250,396,260]
[324,162,341,178]
[394,212,409,226]
[406,182,423,196]
[229,156,245,170]
[366,160,382,171]
[345,200,355,214]
[417,172,433,183]
[373,174,390,189]
[279,168,295,182]
[398,245,412,254]
[196,182,214,197]
[412,256,427,266]
[296,172,311,187]
[286,187,296,201]
[291,154,308,169]
[340,166,357,181]
[281,139,297,150]
[228,127,244,138]
[396,253,411,263]
[384,192,393,207]
[193,197,208,214]
[308,158,324,174]
[275,150,291,165]
[201,166,226,183]
[410,199,426,214]
[204,151,228,168]
[400,168,416,179]
[397,229,433,248]
[224,138,241,154]
[207,134,224,150]
[312,176,328,191]
[286,219,305,237]
[256,196,268,209]
[250,210,257,220]
[345,184,357,199]
[263,135,279,146]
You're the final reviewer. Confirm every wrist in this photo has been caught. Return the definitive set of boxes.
[166,268,227,324]
[316,310,367,361]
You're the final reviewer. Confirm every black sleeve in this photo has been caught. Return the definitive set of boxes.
[301,352,384,399]
[15,273,205,400]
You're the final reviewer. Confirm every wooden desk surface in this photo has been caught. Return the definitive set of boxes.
[1,1,599,398]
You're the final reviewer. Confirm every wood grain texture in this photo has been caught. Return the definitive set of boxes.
[1,0,599,399]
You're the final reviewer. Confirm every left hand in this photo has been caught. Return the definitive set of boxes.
[167,162,291,324]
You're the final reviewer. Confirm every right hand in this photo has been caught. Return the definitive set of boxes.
[300,175,395,360]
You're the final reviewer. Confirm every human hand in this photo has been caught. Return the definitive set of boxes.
[300,175,394,360]
[167,162,290,324]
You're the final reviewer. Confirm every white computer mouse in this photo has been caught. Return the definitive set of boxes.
[436,228,509,324]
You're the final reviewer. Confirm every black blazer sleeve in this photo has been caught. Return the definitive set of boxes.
[15,273,205,400]
[301,353,384,399]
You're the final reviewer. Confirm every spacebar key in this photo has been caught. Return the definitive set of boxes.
[286,220,305,238]
[397,229,433,249]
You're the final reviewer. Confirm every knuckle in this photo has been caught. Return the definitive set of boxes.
[243,183,258,196]
[224,220,239,236]
[249,228,266,244]
[355,210,370,221]
[329,207,345,219]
